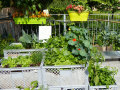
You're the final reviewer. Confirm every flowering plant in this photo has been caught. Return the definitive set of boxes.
[65,26,92,60]
[13,11,50,18]
[66,4,84,13]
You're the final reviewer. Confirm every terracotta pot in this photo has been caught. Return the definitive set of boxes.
[106,45,113,51]
[94,44,106,51]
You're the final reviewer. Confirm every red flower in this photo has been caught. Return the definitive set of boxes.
[73,38,76,41]
[69,4,73,8]
[78,48,81,50]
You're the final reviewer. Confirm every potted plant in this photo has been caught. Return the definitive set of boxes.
[12,0,50,24]
[66,0,90,21]
[95,30,117,51]
[13,11,50,24]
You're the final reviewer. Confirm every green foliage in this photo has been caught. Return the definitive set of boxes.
[24,87,30,90]
[5,44,25,50]
[48,0,72,14]
[90,47,104,62]
[19,30,32,44]
[44,36,68,49]
[19,30,43,49]
[0,40,9,58]
[0,34,15,58]
[44,48,83,66]
[31,80,38,90]
[113,33,120,50]
[88,60,117,87]
[0,1,2,10]
[16,86,24,89]
[90,0,120,13]
[65,26,92,60]
[96,29,118,47]
[1,56,32,68]
[31,51,43,65]
[14,0,42,17]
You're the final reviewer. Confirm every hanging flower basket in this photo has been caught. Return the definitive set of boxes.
[68,11,89,21]
[13,17,46,24]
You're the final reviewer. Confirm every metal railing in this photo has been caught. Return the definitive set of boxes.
[0,14,120,41]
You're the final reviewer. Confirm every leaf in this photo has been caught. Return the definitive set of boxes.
[38,4,41,9]
[33,33,38,42]
[94,75,99,86]
[79,49,87,56]
[63,50,70,56]
[32,5,36,10]
[72,49,79,55]
[68,40,77,46]
[19,30,32,43]
[83,40,90,48]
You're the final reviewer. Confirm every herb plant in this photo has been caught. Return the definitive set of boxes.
[31,51,43,66]
[88,60,117,88]
[65,26,92,60]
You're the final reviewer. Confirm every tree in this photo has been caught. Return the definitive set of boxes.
[89,0,120,14]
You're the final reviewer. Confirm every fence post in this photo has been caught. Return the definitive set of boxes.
[63,14,66,35]
[108,14,110,29]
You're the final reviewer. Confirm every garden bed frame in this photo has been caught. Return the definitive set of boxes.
[3,49,45,59]
[89,84,118,90]
[41,65,89,90]
[0,67,41,89]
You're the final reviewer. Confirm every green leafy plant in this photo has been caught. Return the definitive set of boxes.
[31,80,38,90]
[4,44,25,50]
[19,30,43,49]
[31,51,43,66]
[113,33,120,50]
[14,0,42,18]
[0,40,9,58]
[2,56,32,68]
[65,26,92,60]
[0,34,15,58]
[96,30,117,47]
[88,60,117,88]
[44,48,84,66]
[16,86,24,90]
[48,0,72,14]
[44,36,68,49]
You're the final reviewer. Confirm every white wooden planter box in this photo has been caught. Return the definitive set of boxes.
[89,84,118,90]
[41,65,89,90]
